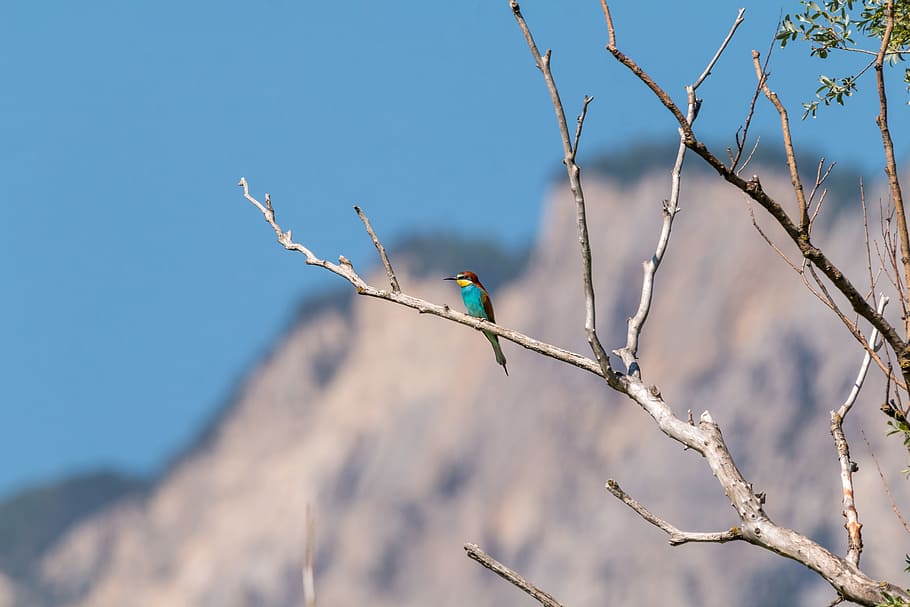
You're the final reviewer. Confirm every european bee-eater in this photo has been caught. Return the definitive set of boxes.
[445,271,508,376]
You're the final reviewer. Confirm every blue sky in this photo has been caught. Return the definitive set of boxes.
[1,1,906,498]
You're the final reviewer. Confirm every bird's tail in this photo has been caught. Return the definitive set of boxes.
[484,331,509,376]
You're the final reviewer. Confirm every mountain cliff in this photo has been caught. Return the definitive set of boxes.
[4,163,908,607]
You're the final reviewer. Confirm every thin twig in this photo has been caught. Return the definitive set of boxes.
[751,50,809,233]
[862,180,877,299]
[599,0,616,48]
[354,205,401,293]
[692,8,746,90]
[606,480,742,546]
[732,31,772,172]
[572,95,594,156]
[464,543,566,607]
[510,0,613,377]
[861,430,910,534]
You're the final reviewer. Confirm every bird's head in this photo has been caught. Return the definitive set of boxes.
[444,270,483,289]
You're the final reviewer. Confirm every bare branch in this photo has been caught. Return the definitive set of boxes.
[510,0,613,378]
[599,0,616,48]
[464,543,566,607]
[354,205,401,293]
[874,0,910,335]
[731,32,772,172]
[692,8,745,90]
[613,8,746,377]
[751,50,809,233]
[601,15,909,377]
[572,95,594,156]
[606,480,742,546]
[830,295,888,567]
[805,265,904,389]
[239,177,607,379]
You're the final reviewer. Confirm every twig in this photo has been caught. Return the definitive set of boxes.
[509,0,613,378]
[572,95,594,156]
[464,543,566,607]
[303,503,316,607]
[751,50,809,233]
[354,205,400,293]
[606,480,742,546]
[861,430,910,534]
[692,8,745,90]
[731,32,772,172]
[612,7,745,377]
[830,294,888,567]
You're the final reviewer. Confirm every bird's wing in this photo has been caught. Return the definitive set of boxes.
[480,289,496,323]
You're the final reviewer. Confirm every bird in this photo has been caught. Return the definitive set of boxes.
[444,270,508,376]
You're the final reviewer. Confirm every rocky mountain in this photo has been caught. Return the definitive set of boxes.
[3,160,909,607]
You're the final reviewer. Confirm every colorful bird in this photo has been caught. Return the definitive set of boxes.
[444,270,508,376]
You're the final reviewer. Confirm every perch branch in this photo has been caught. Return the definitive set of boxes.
[239,178,610,381]
[606,480,742,546]
[613,7,745,377]
[510,0,613,377]
[464,543,566,607]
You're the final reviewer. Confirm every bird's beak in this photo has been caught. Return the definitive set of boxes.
[443,276,456,281]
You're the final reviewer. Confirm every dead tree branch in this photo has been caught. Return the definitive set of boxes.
[601,6,909,388]
[464,543,566,607]
[238,177,608,380]
[751,50,809,233]
[354,205,400,293]
[606,480,742,546]
[614,7,745,377]
[509,0,612,378]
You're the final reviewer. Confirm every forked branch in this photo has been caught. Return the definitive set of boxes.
[614,7,745,377]
[599,5,908,387]
[606,480,742,546]
[509,0,612,378]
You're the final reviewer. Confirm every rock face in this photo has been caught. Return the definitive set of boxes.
[9,169,909,607]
